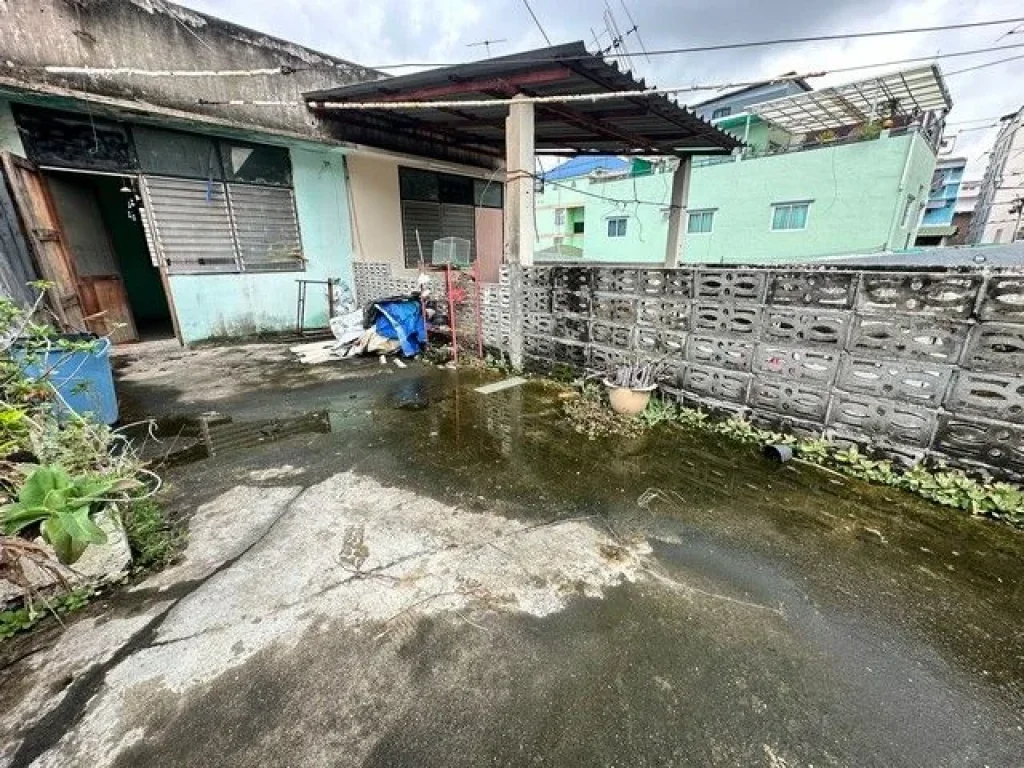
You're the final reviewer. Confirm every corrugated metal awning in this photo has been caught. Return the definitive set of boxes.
[751,66,952,134]
[304,42,740,160]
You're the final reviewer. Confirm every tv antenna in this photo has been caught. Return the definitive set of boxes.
[598,1,650,75]
[467,38,508,57]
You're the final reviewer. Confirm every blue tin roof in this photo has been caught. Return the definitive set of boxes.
[543,156,629,182]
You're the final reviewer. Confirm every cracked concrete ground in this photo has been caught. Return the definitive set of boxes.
[2,342,1023,767]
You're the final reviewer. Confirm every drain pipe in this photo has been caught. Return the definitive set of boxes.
[885,133,917,250]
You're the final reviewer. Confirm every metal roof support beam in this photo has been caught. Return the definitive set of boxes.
[371,66,574,102]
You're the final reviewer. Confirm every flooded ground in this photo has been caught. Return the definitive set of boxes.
[2,341,1023,767]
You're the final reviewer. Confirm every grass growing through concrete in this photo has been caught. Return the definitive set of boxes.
[122,498,184,572]
[560,383,1024,528]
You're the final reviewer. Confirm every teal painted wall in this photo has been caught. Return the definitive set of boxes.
[0,100,26,156]
[167,146,353,343]
[536,132,937,265]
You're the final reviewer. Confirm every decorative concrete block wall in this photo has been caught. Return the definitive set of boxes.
[518,265,1024,479]
[352,261,509,349]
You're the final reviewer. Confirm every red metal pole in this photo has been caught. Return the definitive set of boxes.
[473,262,484,358]
[446,263,458,365]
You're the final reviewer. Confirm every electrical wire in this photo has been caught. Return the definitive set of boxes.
[366,16,1024,69]
[945,52,1024,76]
[533,169,673,209]
[520,0,552,46]
[308,42,1024,110]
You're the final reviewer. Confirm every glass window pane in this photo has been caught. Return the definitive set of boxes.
[439,173,473,205]
[791,204,808,229]
[607,219,616,237]
[135,126,221,179]
[399,168,439,201]
[15,105,138,173]
[772,206,788,230]
[473,179,503,208]
[220,141,291,186]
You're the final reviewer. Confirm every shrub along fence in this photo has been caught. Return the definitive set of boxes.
[512,265,1024,481]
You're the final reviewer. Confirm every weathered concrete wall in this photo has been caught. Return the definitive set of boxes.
[346,155,405,271]
[0,0,378,138]
[516,265,1024,479]
[167,145,353,343]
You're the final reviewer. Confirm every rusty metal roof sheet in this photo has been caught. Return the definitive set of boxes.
[304,42,740,161]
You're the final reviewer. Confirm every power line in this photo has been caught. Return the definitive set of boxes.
[367,16,1024,69]
[520,0,552,46]
[312,43,1024,110]
[945,52,1024,76]
[532,169,674,209]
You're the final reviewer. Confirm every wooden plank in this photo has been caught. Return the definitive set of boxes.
[78,276,138,344]
[1,152,86,329]
[474,206,503,284]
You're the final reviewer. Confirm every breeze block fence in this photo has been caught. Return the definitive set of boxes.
[515,264,1024,480]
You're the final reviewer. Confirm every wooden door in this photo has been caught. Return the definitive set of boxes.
[474,206,503,284]
[45,173,138,343]
[78,276,138,344]
[0,152,85,329]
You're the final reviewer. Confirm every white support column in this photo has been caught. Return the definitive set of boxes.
[664,156,692,267]
[504,95,535,369]
[504,95,536,268]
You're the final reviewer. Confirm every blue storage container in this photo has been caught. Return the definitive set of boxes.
[14,335,118,425]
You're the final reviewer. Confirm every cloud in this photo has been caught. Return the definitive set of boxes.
[180,0,1024,175]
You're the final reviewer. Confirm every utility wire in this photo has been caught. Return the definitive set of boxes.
[530,169,675,209]
[521,0,552,46]
[311,42,1024,110]
[367,16,1024,69]
[944,52,1024,76]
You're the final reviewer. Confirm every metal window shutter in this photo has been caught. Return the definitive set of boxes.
[141,175,239,274]
[227,183,303,271]
[440,203,476,261]
[401,200,441,267]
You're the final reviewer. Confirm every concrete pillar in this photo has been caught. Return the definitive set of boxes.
[664,156,692,267]
[504,95,535,368]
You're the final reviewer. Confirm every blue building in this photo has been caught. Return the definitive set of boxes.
[917,156,966,245]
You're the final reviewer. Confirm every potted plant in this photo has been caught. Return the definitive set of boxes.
[603,358,664,416]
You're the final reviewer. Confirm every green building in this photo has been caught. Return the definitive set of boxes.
[536,67,951,264]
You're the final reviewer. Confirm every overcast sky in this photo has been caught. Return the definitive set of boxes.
[181,0,1024,176]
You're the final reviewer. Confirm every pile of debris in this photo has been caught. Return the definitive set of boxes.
[292,296,432,366]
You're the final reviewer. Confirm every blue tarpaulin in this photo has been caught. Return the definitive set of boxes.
[373,300,426,357]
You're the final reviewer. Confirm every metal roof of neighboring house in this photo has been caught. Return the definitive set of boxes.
[916,224,959,238]
[816,241,1024,267]
[751,66,952,134]
[303,42,740,161]
[543,156,629,181]
[690,74,813,108]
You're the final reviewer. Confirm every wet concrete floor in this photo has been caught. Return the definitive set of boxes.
[2,345,1023,767]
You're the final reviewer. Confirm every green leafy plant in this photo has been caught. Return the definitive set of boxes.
[0,586,95,640]
[855,120,883,141]
[0,466,141,564]
[553,378,1024,528]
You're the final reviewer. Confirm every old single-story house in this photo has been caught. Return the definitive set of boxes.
[0,0,736,354]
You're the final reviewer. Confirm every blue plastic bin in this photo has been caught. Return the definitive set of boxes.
[14,335,118,425]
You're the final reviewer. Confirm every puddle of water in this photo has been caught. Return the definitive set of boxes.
[137,367,1024,701]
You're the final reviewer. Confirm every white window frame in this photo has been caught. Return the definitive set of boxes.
[770,201,811,232]
[687,209,716,235]
[554,208,566,228]
[607,216,628,237]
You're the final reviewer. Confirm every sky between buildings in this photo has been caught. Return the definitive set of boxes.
[181,0,1024,178]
